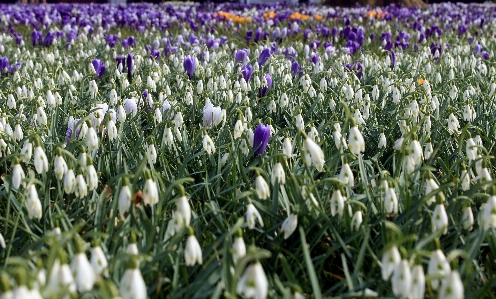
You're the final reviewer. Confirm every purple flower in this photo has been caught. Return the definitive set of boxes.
[126,53,133,78]
[31,30,43,46]
[43,32,55,47]
[254,27,262,43]
[344,62,363,80]
[253,123,271,157]
[257,48,271,67]
[235,49,249,66]
[91,59,106,79]
[390,50,396,69]
[245,30,253,42]
[184,57,195,79]
[291,61,300,77]
[241,64,253,82]
[0,56,9,74]
[259,73,272,98]
[142,90,149,99]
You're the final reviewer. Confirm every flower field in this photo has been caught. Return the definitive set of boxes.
[0,1,496,298]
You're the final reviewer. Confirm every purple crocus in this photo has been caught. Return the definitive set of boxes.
[43,31,55,47]
[31,30,43,46]
[0,56,9,74]
[253,123,271,157]
[235,49,249,66]
[245,30,253,42]
[91,59,106,79]
[259,74,272,98]
[257,48,271,67]
[241,64,253,82]
[183,57,195,79]
[390,50,397,69]
[126,53,133,78]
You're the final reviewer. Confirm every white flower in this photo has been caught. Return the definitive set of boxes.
[86,164,98,191]
[428,249,451,290]
[432,204,448,234]
[283,138,292,157]
[86,126,99,151]
[185,235,203,266]
[163,127,174,147]
[232,236,246,264]
[409,265,425,299]
[143,177,159,205]
[246,203,264,229]
[71,252,96,292]
[409,140,423,165]
[462,206,474,231]
[381,246,401,280]
[14,124,23,141]
[237,262,268,299]
[348,126,365,155]
[333,130,348,150]
[439,271,464,299]
[466,138,477,160]
[385,187,398,214]
[75,174,88,198]
[12,163,25,190]
[107,119,118,141]
[339,163,354,187]
[391,260,412,297]
[58,262,77,293]
[117,105,126,122]
[351,211,363,231]
[378,133,387,148]
[147,144,157,165]
[36,106,47,126]
[281,214,298,239]
[202,103,224,127]
[330,190,346,217]
[447,113,460,133]
[54,155,68,180]
[120,261,147,299]
[0,232,5,248]
[90,245,108,275]
[303,137,325,172]
[271,163,285,185]
[174,196,191,232]
[119,185,132,220]
[481,196,496,231]
[477,167,492,186]
[234,119,244,139]
[255,176,270,200]
[26,184,42,220]
[33,146,49,174]
[295,114,304,131]
[64,169,76,194]
[425,178,439,205]
[203,134,216,155]
[424,142,433,160]
[109,89,118,105]
[463,104,476,122]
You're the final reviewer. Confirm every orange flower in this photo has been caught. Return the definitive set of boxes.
[314,14,323,21]
[418,78,424,85]
[263,11,276,20]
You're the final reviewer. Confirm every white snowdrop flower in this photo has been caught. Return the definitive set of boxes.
[0,233,5,249]
[26,184,42,220]
[36,106,47,126]
[409,265,426,299]
[392,260,412,297]
[163,127,174,147]
[381,246,401,281]
[439,271,463,299]
[7,94,15,109]
[109,89,118,105]
[220,152,229,167]
[174,112,183,128]
[351,211,363,231]
[466,138,477,160]
[255,176,270,200]
[46,90,56,108]
[196,80,203,94]
[185,234,203,266]
[424,142,434,160]
[308,126,319,142]
[54,154,68,180]
[295,114,304,131]
[71,244,96,292]
[246,203,264,230]
[88,80,98,99]
[476,166,492,186]
[232,236,246,264]
[409,140,423,165]
[463,104,476,122]
[320,78,327,92]
[303,137,325,172]
[14,124,23,141]
[86,126,99,151]
[385,187,398,214]
[234,119,244,140]
[146,143,157,165]
[118,183,132,220]
[462,206,474,230]
[460,169,470,191]
[425,178,439,205]
[33,145,49,175]
[330,189,346,217]
[283,138,292,157]
[240,139,250,156]
[12,162,25,190]
[378,133,387,149]
[449,85,458,100]
[481,196,496,231]
[174,195,191,232]
[245,107,253,122]
[428,249,451,290]
[64,169,76,194]
[237,262,268,299]
[333,129,348,150]
[107,119,118,141]
[75,174,88,198]
[339,163,354,187]
[86,164,98,191]
[202,133,216,155]
[349,125,365,155]
[117,104,126,122]
[174,127,183,142]
[372,85,379,101]
[345,85,354,101]
[120,259,147,299]
[447,113,460,133]
[152,108,162,124]
[143,170,159,205]
[90,244,108,275]
[271,163,285,185]
[281,214,298,239]
[424,115,431,133]
[267,100,277,113]
[329,98,336,111]
[4,123,13,139]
